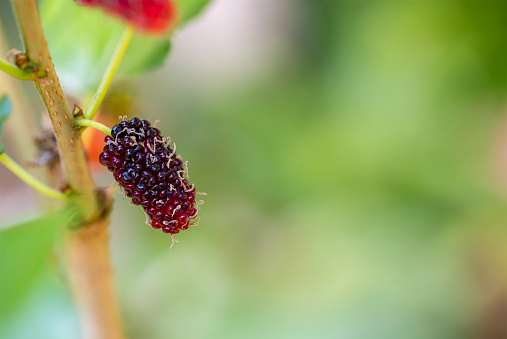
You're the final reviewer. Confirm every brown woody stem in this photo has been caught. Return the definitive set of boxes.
[10,1,124,338]
[64,215,124,339]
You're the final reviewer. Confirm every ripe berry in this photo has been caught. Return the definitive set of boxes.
[99,117,203,236]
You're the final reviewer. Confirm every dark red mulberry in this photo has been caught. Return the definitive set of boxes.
[100,117,203,237]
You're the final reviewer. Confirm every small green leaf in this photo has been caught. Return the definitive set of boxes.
[0,95,12,154]
[119,34,172,76]
[175,0,211,26]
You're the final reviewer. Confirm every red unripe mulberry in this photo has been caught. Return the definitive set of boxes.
[76,0,178,34]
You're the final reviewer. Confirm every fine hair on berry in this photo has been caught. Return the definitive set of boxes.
[99,117,203,235]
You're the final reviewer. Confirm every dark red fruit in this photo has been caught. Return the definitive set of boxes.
[76,0,178,34]
[100,117,203,235]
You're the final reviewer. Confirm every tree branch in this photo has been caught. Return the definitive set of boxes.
[10,1,124,338]
[11,0,97,212]
[64,214,124,339]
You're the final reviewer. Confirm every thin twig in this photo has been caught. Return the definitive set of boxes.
[0,57,34,80]
[0,152,69,200]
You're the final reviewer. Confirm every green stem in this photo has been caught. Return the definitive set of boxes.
[75,119,112,136]
[0,57,34,80]
[0,152,69,201]
[84,26,134,121]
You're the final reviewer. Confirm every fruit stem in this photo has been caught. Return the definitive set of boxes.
[76,119,112,136]
[84,26,134,121]
[0,152,70,200]
[0,57,35,80]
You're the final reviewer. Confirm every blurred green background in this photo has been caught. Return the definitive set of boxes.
[1,0,506,338]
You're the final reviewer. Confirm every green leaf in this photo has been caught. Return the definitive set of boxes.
[120,33,171,76]
[39,0,171,94]
[0,95,12,154]
[175,0,211,26]
[0,210,69,329]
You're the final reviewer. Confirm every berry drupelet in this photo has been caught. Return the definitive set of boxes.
[99,117,202,235]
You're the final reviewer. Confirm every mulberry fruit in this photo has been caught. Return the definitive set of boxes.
[99,117,203,236]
